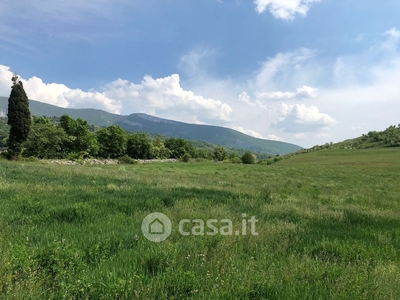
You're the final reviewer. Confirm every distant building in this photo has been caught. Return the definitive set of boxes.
[0,109,6,117]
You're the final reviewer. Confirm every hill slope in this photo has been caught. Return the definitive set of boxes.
[0,96,301,155]
[0,96,125,127]
[115,113,300,154]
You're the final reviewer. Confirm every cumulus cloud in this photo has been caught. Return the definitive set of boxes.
[254,0,321,20]
[256,85,319,100]
[233,126,266,139]
[104,74,232,123]
[0,65,232,124]
[0,66,121,113]
[267,134,284,141]
[274,103,335,132]
[238,91,268,109]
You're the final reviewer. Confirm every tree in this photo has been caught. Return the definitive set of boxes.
[7,75,31,159]
[126,133,152,159]
[59,114,98,157]
[213,146,228,161]
[241,151,256,164]
[165,138,192,158]
[96,125,127,158]
[23,117,68,159]
[150,137,171,159]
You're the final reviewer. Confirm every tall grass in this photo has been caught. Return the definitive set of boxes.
[0,148,399,299]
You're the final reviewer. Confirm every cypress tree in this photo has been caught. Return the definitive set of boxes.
[7,75,31,159]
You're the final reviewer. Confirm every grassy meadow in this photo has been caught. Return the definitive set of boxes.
[0,148,400,299]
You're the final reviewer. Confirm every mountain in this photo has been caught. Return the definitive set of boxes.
[0,96,301,155]
[115,114,300,154]
[0,96,125,126]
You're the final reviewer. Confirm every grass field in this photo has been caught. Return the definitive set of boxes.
[0,148,400,299]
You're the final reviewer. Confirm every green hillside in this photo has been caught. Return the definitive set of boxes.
[0,96,125,127]
[0,97,301,155]
[116,113,300,155]
[301,124,400,153]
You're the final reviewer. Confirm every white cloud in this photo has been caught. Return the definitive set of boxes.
[254,0,321,20]
[274,103,335,132]
[267,134,284,141]
[253,47,317,91]
[256,85,319,100]
[104,74,233,123]
[256,91,296,100]
[0,65,232,124]
[296,86,319,98]
[384,28,400,39]
[333,28,400,86]
[233,126,265,139]
[0,66,121,114]
[179,47,217,77]
[238,91,253,105]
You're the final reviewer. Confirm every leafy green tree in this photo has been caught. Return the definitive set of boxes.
[150,137,171,159]
[165,138,192,158]
[241,151,256,164]
[213,146,228,161]
[192,148,213,160]
[60,114,98,156]
[23,117,68,159]
[7,76,31,159]
[126,133,152,159]
[0,118,9,148]
[96,125,127,158]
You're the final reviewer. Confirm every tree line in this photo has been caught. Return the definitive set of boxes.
[3,114,255,163]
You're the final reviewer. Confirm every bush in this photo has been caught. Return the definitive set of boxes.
[241,151,256,164]
[180,153,191,163]
[118,155,138,165]
[213,146,228,161]
[231,157,242,164]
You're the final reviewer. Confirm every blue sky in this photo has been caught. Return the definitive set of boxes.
[1,0,400,147]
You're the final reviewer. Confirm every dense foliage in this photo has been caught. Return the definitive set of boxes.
[0,115,258,163]
[241,151,257,164]
[0,117,9,147]
[7,79,31,158]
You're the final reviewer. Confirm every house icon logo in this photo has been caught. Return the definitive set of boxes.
[149,218,164,234]
[142,212,172,242]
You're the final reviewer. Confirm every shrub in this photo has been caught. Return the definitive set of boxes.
[241,151,256,164]
[213,146,228,161]
[231,156,242,164]
[118,155,138,165]
[180,153,191,163]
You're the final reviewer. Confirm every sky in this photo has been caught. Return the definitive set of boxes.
[1,0,400,147]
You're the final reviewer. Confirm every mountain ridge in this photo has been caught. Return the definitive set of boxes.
[0,96,301,155]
